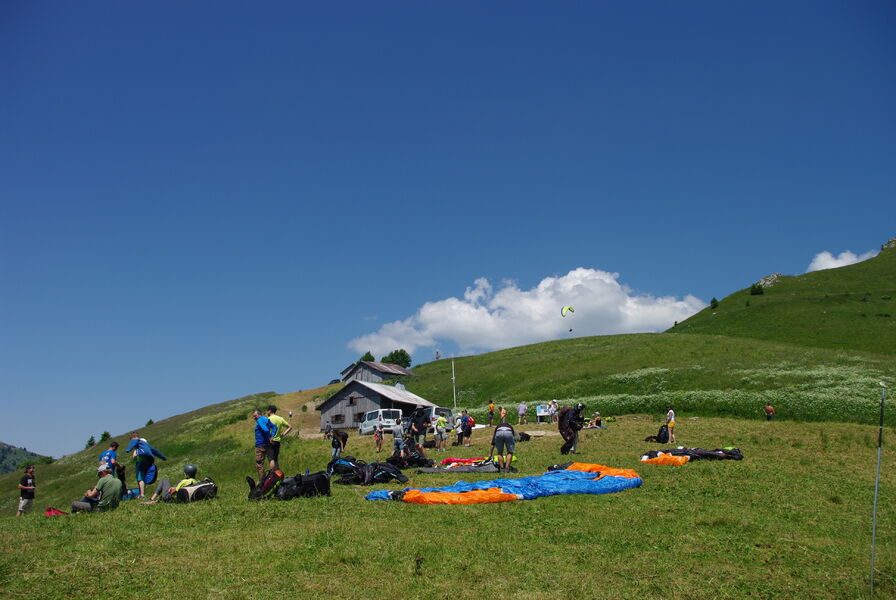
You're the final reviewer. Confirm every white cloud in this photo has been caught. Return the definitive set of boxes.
[348,268,706,358]
[806,249,878,272]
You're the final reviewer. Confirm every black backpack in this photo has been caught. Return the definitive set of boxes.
[276,471,331,500]
[176,478,218,503]
[246,470,284,500]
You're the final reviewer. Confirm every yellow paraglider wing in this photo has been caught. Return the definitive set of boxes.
[561,305,575,317]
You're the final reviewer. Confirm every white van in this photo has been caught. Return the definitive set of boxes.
[358,408,403,435]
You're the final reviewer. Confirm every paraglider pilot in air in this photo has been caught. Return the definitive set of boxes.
[558,403,586,455]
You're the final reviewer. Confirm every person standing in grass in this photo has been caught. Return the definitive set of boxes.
[434,413,448,452]
[461,410,474,447]
[517,401,528,425]
[487,401,495,427]
[252,409,276,481]
[490,408,516,473]
[391,418,406,457]
[266,404,292,472]
[666,406,677,444]
[16,465,35,516]
[764,402,775,421]
[98,440,119,472]
[374,419,384,453]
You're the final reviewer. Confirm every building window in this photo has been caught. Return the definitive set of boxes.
[332,415,345,425]
[354,412,365,423]
[348,396,356,406]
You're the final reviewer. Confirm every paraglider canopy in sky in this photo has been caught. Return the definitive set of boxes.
[561,305,575,318]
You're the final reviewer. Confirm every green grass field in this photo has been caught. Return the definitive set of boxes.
[1,415,894,599]
[2,243,895,598]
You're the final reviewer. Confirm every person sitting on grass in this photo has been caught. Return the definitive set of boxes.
[489,407,517,473]
[71,464,123,513]
[143,464,200,504]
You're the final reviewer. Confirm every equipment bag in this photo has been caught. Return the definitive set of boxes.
[644,425,669,444]
[246,469,284,500]
[277,470,331,500]
[176,478,218,503]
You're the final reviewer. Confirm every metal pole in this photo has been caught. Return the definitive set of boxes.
[451,359,457,411]
[870,382,887,593]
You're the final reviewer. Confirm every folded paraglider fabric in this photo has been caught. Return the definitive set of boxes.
[640,453,690,466]
[639,447,743,465]
[366,462,641,504]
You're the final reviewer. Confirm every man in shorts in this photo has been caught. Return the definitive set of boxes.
[16,465,35,516]
[489,408,517,472]
[265,404,292,472]
[252,409,276,481]
[410,409,430,457]
[487,402,495,427]
[666,406,677,444]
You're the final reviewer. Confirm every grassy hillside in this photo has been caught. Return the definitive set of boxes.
[671,243,896,355]
[406,333,895,425]
[1,416,894,598]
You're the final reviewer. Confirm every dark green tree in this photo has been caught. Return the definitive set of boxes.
[360,351,375,362]
[99,431,111,443]
[710,297,719,310]
[85,436,96,449]
[380,349,412,368]
[749,284,765,296]
[145,419,154,426]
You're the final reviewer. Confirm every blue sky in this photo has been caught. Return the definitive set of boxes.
[2,1,894,457]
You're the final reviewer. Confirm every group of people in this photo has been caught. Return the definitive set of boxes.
[65,431,191,514]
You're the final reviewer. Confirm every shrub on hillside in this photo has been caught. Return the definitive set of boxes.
[750,284,765,296]
[710,298,719,309]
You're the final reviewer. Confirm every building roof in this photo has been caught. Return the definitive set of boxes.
[316,380,436,412]
[340,361,414,378]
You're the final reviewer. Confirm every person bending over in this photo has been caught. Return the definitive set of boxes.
[489,408,516,472]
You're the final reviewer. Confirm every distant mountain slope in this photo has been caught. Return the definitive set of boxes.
[0,442,51,474]
[670,241,896,355]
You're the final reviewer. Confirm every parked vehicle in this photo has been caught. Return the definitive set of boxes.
[358,409,403,435]
[401,406,455,435]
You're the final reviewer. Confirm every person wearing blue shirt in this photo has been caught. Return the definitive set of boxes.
[124,433,167,499]
[98,441,119,471]
[252,409,276,480]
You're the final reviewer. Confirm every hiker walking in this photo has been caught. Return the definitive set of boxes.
[16,465,35,516]
[252,409,276,481]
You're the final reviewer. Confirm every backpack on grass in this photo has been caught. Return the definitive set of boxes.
[644,425,669,444]
[276,471,331,500]
[246,470,284,500]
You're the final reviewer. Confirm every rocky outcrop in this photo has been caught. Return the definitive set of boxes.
[882,238,896,251]
[757,273,783,288]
